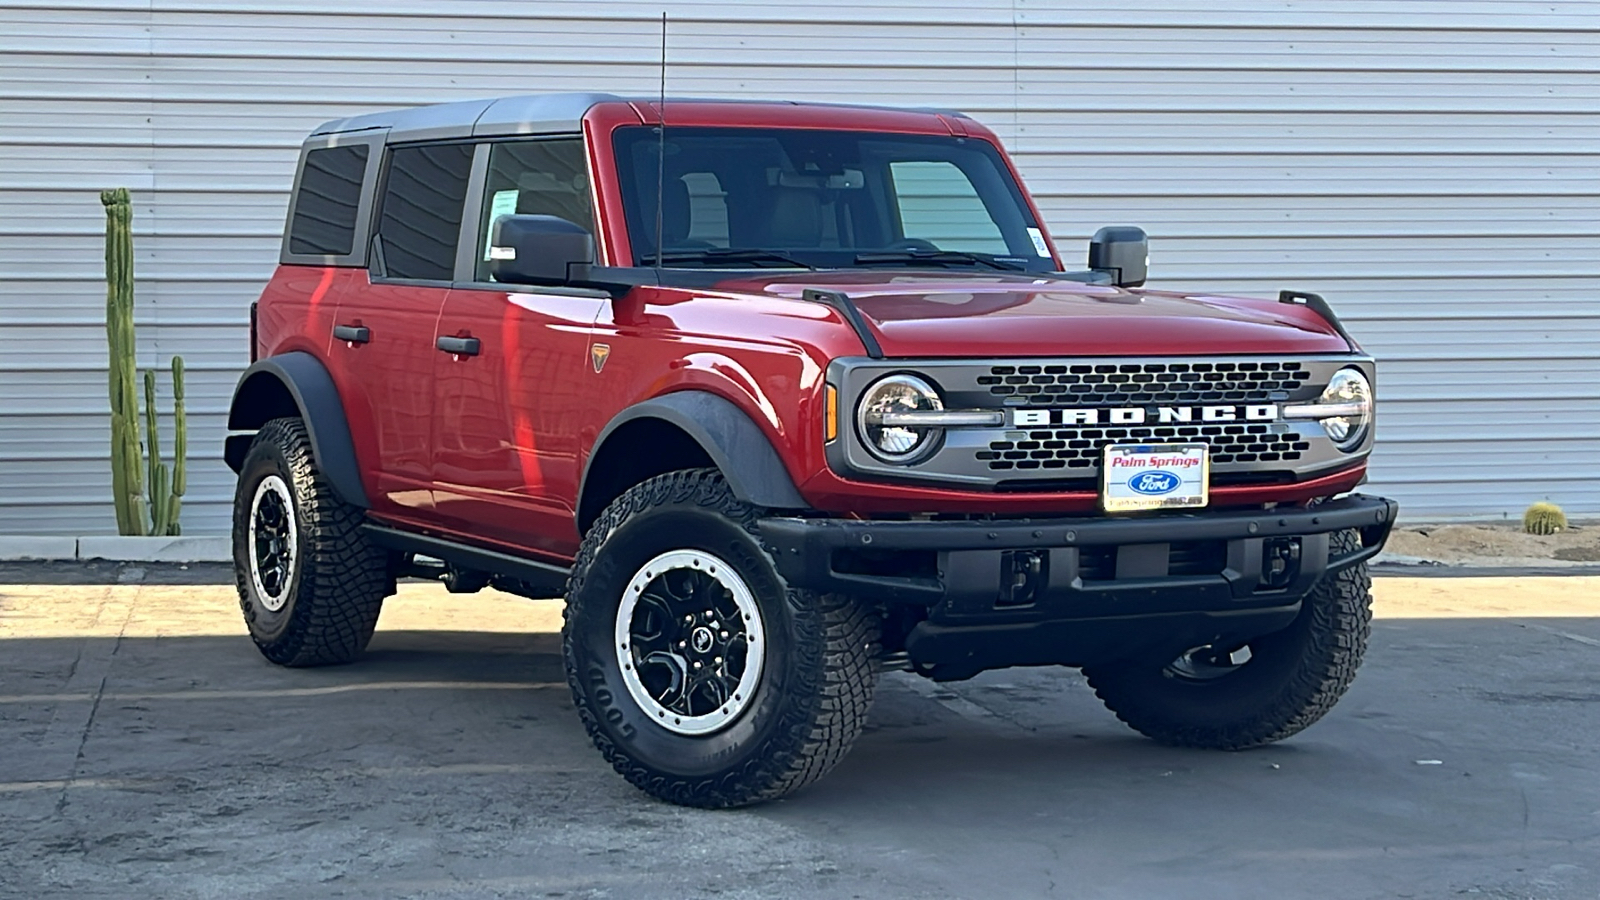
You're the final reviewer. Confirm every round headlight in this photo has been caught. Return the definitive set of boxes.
[1320,368,1373,450]
[856,374,943,463]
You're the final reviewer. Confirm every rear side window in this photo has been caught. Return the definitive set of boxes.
[288,145,369,256]
[376,143,475,281]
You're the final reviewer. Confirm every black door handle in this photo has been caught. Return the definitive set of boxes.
[333,324,370,344]
[436,335,480,357]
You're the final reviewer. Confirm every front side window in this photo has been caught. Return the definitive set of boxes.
[288,145,369,256]
[611,127,1052,272]
[375,143,474,281]
[475,138,591,281]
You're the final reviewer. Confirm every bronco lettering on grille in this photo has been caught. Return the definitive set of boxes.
[1011,405,1278,427]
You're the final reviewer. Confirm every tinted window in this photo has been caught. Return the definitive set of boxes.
[475,138,591,281]
[288,145,369,256]
[612,127,1052,272]
[376,143,474,281]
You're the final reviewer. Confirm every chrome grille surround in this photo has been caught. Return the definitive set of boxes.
[826,355,1376,491]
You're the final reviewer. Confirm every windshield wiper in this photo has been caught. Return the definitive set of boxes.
[640,248,816,269]
[852,249,1024,271]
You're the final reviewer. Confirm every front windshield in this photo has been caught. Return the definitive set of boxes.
[612,126,1056,273]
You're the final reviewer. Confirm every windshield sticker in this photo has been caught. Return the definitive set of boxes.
[483,190,520,260]
[1027,227,1051,258]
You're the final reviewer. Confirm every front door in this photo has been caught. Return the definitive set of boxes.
[428,136,601,555]
[325,141,475,525]
[431,286,604,555]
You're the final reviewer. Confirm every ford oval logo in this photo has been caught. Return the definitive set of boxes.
[1128,472,1181,495]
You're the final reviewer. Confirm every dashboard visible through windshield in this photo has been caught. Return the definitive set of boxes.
[612,126,1057,273]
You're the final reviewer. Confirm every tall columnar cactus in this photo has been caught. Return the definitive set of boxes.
[102,188,187,536]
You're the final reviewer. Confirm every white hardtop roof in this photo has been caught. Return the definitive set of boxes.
[309,93,967,144]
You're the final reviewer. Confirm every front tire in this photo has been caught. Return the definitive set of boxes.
[232,417,390,667]
[563,469,878,808]
[1083,529,1372,749]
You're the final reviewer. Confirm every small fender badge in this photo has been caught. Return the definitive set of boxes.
[590,343,611,373]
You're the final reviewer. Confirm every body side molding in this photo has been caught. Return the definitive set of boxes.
[224,351,370,508]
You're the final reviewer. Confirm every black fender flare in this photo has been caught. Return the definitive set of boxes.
[223,351,369,508]
[582,391,809,515]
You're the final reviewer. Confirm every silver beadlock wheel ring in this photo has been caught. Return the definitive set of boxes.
[614,549,765,736]
[248,474,298,612]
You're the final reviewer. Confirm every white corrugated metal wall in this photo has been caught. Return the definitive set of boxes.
[2,1,1596,535]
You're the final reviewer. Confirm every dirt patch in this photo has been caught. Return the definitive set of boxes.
[1383,522,1600,568]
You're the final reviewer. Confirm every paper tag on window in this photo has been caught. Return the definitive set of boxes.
[1026,227,1052,258]
[483,190,520,260]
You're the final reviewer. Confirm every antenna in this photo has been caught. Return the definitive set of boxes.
[653,11,667,277]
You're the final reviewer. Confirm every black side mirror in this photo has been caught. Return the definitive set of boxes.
[489,214,594,286]
[1088,225,1149,288]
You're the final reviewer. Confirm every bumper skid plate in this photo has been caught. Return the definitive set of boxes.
[759,494,1396,678]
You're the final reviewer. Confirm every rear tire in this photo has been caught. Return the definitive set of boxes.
[232,417,390,667]
[563,469,878,808]
[1083,529,1372,749]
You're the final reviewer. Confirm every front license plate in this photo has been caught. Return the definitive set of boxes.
[1102,443,1210,513]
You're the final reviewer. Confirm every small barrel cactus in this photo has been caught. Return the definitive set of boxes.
[1523,501,1567,536]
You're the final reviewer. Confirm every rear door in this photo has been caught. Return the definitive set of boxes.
[326,141,475,525]
[429,136,603,555]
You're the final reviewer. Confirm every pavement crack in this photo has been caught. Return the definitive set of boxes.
[55,674,109,816]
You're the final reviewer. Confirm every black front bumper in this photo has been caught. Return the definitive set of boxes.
[759,494,1397,678]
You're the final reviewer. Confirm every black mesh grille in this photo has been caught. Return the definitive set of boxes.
[974,360,1313,473]
[979,360,1310,406]
[979,423,1311,472]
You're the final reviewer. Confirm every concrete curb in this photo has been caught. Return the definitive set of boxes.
[0,537,80,561]
[0,536,230,563]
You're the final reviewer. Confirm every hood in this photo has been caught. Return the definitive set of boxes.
[729,272,1352,358]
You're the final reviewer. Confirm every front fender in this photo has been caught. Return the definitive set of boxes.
[584,391,808,511]
[224,351,369,508]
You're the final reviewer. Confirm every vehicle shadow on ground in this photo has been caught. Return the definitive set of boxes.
[3,617,1596,791]
[3,618,1599,899]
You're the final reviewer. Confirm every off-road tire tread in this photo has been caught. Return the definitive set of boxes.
[563,468,878,808]
[234,417,388,667]
[1085,529,1371,749]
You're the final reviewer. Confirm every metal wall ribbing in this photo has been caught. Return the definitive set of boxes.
[2,1,1596,534]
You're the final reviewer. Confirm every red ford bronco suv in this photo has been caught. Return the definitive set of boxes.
[226,93,1396,808]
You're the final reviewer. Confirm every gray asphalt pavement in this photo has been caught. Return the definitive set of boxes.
[2,570,1597,899]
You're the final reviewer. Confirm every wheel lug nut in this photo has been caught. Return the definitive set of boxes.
[678,641,687,648]
[693,661,702,669]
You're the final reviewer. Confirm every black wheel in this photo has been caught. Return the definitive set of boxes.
[1083,529,1372,749]
[232,417,390,667]
[563,469,878,808]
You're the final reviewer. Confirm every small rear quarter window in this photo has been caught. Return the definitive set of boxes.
[288,145,370,256]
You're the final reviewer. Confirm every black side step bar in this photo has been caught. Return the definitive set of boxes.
[361,524,571,598]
